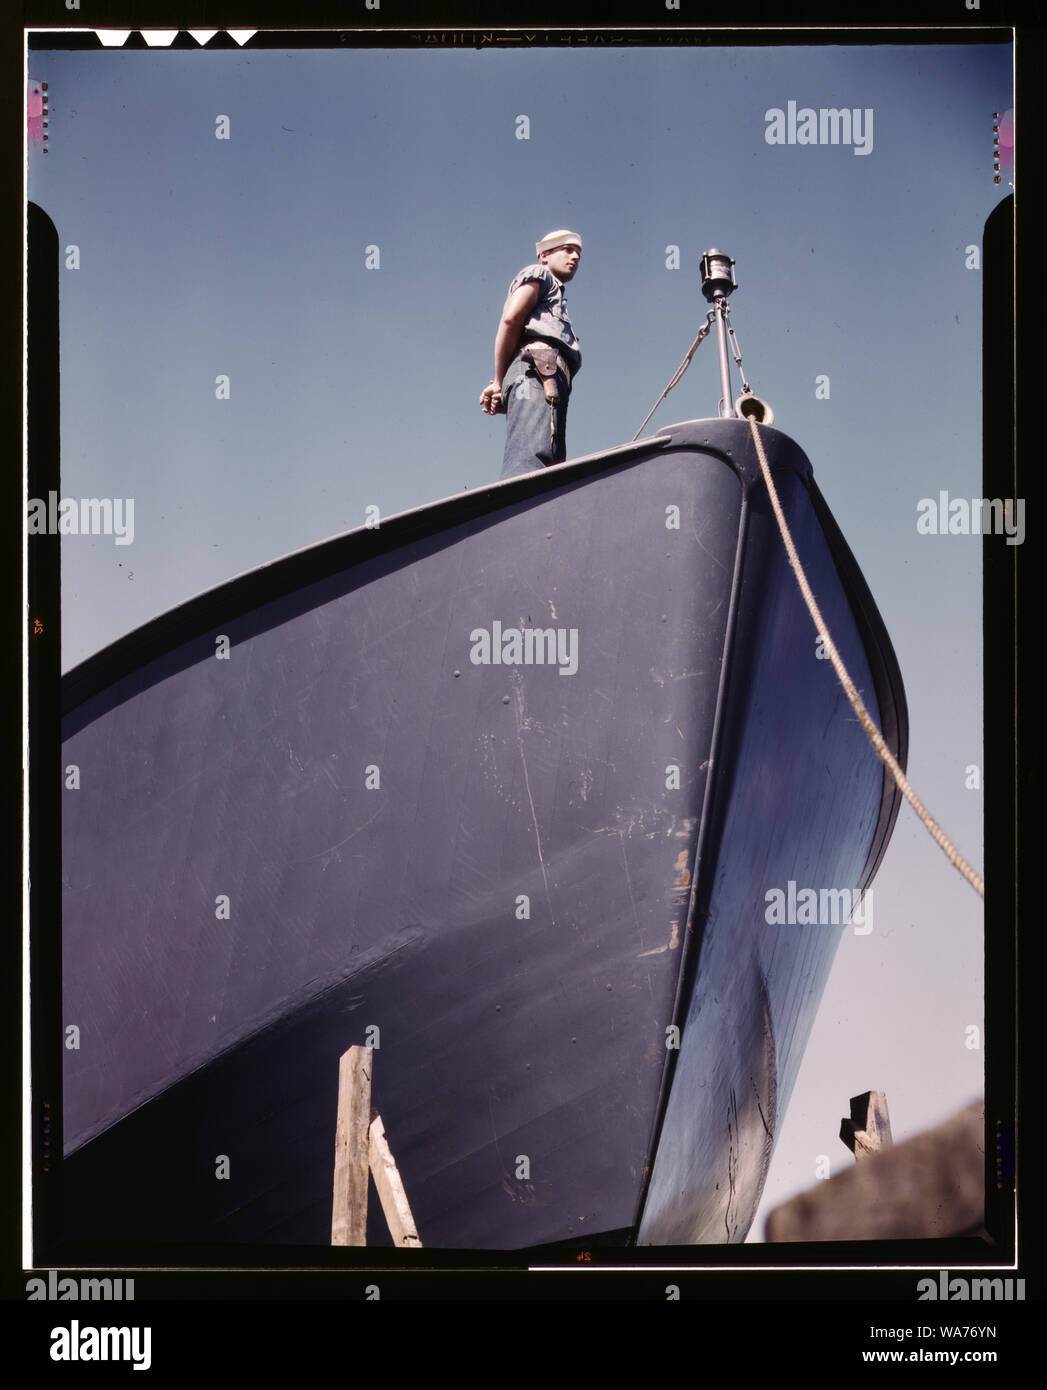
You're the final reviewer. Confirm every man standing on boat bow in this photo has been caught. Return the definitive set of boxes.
[480,230,582,479]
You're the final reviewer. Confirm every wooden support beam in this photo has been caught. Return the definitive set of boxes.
[369,1115,423,1248]
[331,1045,372,1246]
[840,1089,893,1161]
[766,1102,983,1242]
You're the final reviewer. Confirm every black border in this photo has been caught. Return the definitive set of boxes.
[8,2,1035,1340]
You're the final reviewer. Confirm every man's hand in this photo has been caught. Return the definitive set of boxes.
[480,381,506,415]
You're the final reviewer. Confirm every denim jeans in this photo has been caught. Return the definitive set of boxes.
[499,355,571,480]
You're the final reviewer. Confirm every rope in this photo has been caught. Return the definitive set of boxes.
[747,416,985,900]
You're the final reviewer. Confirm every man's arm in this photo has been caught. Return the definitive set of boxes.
[480,281,540,415]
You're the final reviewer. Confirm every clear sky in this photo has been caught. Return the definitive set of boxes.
[28,35,1011,1243]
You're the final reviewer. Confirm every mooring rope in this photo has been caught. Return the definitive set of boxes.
[747,415,985,900]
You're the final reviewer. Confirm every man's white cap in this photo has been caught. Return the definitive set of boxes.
[536,229,582,256]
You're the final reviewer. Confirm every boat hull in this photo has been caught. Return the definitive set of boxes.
[59,418,905,1249]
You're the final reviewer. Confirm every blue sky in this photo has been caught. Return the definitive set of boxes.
[28,36,1011,1241]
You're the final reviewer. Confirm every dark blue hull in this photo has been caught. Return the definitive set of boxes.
[59,418,905,1249]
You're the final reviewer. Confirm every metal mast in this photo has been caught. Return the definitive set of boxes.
[631,247,773,439]
[700,249,738,418]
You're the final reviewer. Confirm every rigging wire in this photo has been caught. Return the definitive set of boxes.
[632,309,716,440]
